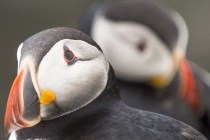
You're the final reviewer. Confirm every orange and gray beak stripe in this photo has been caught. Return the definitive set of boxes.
[4,63,41,134]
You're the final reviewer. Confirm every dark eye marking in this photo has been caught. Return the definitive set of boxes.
[63,45,78,65]
[136,40,147,52]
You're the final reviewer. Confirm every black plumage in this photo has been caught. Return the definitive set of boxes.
[16,67,206,140]
[117,61,210,138]
[78,0,210,138]
[12,27,207,140]
[78,0,179,50]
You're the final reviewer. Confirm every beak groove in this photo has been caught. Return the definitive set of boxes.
[4,64,41,134]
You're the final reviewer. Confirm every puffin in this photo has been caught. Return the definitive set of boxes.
[78,0,210,137]
[4,27,207,140]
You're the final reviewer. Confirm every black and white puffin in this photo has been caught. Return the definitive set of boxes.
[4,27,207,140]
[78,0,210,137]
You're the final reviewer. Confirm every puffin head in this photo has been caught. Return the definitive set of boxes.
[4,27,109,134]
[90,0,189,88]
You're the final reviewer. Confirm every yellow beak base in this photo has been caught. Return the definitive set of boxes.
[39,90,56,105]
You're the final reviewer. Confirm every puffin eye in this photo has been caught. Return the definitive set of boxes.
[136,41,147,53]
[63,45,78,65]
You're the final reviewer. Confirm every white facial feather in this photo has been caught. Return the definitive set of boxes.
[171,10,189,54]
[37,39,109,119]
[17,43,23,72]
[91,15,174,82]
[9,132,45,140]
[171,11,189,55]
[9,132,17,140]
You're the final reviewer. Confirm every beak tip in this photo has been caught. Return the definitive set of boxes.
[4,118,21,135]
[4,125,15,135]
[4,64,41,135]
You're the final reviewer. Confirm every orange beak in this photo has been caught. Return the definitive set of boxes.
[4,64,41,134]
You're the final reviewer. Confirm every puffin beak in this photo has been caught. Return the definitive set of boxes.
[179,56,200,109]
[4,63,41,134]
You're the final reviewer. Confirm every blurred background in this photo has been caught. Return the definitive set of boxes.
[0,0,210,139]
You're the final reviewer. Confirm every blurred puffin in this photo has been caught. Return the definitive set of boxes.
[78,0,210,137]
[4,27,207,140]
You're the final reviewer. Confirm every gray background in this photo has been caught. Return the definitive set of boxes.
[0,0,210,139]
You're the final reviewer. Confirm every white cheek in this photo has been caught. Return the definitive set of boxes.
[37,39,109,119]
[92,15,173,82]
[17,43,23,72]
